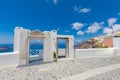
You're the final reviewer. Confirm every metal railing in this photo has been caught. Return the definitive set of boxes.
[29,49,43,55]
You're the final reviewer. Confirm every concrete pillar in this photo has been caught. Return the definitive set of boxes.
[18,29,30,66]
[65,39,69,58]
[68,36,74,58]
[113,37,120,48]
[51,30,57,56]
[43,30,57,62]
[14,27,23,52]
[113,37,120,55]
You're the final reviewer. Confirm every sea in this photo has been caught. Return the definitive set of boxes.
[0,44,66,53]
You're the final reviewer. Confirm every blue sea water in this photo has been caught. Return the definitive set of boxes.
[0,44,66,53]
[0,44,13,53]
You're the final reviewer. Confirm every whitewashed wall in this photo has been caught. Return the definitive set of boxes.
[75,48,119,58]
[29,55,42,61]
[0,48,120,67]
[0,52,18,67]
[113,37,120,48]
[58,49,66,56]
[58,48,120,58]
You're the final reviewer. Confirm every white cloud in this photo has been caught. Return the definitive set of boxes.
[74,38,83,44]
[86,22,104,33]
[113,24,120,32]
[72,22,84,30]
[107,18,117,27]
[74,6,79,12]
[74,6,91,13]
[75,39,81,43]
[46,0,59,4]
[117,12,120,15]
[103,24,120,34]
[103,28,112,34]
[53,0,57,4]
[77,30,84,35]
[80,8,91,13]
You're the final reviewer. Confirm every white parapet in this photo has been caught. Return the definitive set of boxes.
[75,48,118,58]
[0,52,18,67]
[113,37,120,48]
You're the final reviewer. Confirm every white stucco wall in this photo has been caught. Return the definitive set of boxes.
[14,27,23,52]
[75,48,118,58]
[68,36,74,58]
[43,30,57,62]
[113,37,120,48]
[58,49,66,56]
[29,55,42,61]
[0,48,120,67]
[0,52,18,67]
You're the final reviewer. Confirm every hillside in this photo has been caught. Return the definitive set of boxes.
[75,41,93,49]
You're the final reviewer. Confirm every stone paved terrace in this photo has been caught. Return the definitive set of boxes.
[86,68,120,80]
[1,56,120,80]
[61,63,120,80]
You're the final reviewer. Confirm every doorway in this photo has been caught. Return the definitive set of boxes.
[57,38,69,58]
[29,39,44,63]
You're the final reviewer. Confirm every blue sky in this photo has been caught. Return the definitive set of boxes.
[0,0,120,44]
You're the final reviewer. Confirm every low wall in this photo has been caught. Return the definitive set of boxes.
[0,48,120,67]
[58,49,66,56]
[30,55,43,61]
[75,48,120,58]
[0,52,18,67]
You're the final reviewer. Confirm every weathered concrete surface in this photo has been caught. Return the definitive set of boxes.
[1,56,120,80]
[86,68,120,80]
[60,63,120,80]
[0,52,18,67]
[75,48,119,58]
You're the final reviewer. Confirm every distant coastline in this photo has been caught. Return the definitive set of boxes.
[0,47,9,50]
[0,44,13,53]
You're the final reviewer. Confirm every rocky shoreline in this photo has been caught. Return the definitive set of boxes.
[1,56,120,80]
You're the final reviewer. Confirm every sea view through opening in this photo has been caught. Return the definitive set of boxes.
[0,44,66,54]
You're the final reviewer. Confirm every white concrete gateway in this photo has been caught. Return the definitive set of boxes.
[14,27,74,66]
